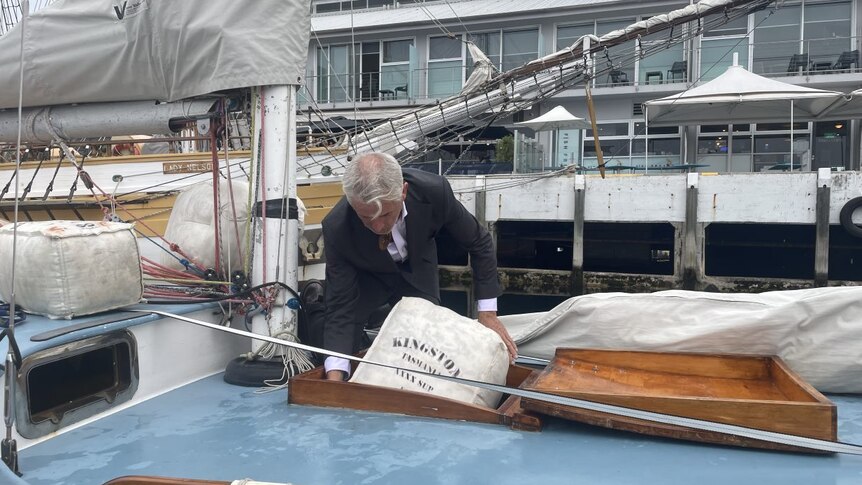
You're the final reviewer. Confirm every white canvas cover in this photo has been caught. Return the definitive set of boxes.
[351,297,510,408]
[500,287,862,393]
[0,221,143,319]
[818,88,862,121]
[644,65,844,126]
[514,105,591,132]
[0,0,311,109]
[162,179,250,273]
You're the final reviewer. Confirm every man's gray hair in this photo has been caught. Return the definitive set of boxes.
[343,152,404,217]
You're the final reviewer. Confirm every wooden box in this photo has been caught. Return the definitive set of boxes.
[288,361,543,431]
[520,348,837,452]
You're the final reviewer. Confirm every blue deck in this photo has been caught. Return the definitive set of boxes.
[0,303,213,359]
[9,374,862,485]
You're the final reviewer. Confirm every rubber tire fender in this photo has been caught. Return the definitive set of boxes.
[839,196,862,239]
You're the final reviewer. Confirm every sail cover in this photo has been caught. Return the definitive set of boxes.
[0,0,311,109]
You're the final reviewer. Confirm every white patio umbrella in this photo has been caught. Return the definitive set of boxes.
[515,105,592,131]
[818,88,862,120]
[643,63,844,171]
[515,105,591,169]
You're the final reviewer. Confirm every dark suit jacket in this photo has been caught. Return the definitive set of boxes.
[321,169,501,355]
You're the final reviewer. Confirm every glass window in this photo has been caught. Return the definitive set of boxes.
[634,123,679,136]
[556,24,593,50]
[583,139,630,168]
[756,122,808,131]
[697,136,728,155]
[804,1,852,65]
[701,124,730,133]
[732,136,752,153]
[730,134,753,172]
[316,2,341,13]
[368,0,392,7]
[383,39,412,63]
[585,122,629,138]
[359,42,380,101]
[316,48,329,102]
[501,29,539,71]
[700,36,749,81]
[381,40,413,94]
[467,32,501,76]
[632,138,682,168]
[703,12,748,37]
[753,5,801,75]
[330,45,352,103]
[429,35,463,98]
[638,26,685,85]
[751,122,812,172]
[597,19,635,86]
[430,36,462,60]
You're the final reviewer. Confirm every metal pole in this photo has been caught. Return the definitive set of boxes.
[3,1,27,476]
[790,100,794,171]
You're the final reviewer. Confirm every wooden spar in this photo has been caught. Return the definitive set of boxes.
[584,84,605,179]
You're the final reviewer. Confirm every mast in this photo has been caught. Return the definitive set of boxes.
[243,84,311,379]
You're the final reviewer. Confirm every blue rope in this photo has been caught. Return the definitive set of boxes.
[0,302,26,328]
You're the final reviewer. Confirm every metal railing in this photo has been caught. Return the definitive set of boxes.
[698,35,860,79]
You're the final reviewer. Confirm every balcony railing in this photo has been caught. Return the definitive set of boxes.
[301,36,861,107]
[699,35,860,80]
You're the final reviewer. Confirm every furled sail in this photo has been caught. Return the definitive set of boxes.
[0,0,311,109]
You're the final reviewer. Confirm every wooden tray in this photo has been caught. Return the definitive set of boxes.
[288,361,543,431]
[520,348,837,453]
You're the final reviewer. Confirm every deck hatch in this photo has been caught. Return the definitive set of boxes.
[16,331,139,439]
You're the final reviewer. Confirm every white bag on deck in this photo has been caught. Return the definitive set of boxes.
[0,221,143,319]
[162,179,250,273]
[350,297,509,408]
[501,287,862,393]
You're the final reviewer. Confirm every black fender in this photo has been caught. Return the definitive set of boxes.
[839,196,862,239]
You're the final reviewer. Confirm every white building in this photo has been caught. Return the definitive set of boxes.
[304,0,861,173]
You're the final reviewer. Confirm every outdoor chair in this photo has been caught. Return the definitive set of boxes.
[831,50,859,72]
[787,53,809,74]
[667,61,687,82]
[394,84,408,98]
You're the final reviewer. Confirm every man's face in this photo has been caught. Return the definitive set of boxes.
[350,182,408,235]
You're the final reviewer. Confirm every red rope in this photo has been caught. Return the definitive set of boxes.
[221,106,244,268]
[209,115,222,276]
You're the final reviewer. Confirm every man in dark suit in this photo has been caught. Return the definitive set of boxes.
[320,152,517,380]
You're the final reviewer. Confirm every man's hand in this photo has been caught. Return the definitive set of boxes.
[326,370,347,381]
[478,311,518,362]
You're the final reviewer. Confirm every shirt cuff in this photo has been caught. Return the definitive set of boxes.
[324,356,351,378]
[477,298,497,312]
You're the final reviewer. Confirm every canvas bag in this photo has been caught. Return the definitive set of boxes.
[0,220,143,319]
[350,297,509,408]
[161,179,250,273]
